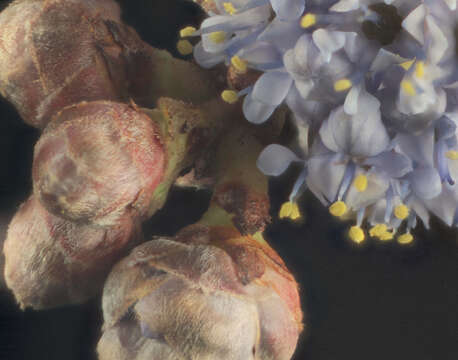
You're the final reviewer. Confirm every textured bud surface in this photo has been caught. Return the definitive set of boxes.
[0,0,132,128]
[98,230,302,360]
[3,196,141,309]
[33,100,165,226]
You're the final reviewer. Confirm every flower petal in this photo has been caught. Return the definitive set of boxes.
[243,92,277,124]
[312,29,346,63]
[306,153,348,205]
[408,166,442,199]
[270,0,305,20]
[193,42,225,68]
[252,71,293,106]
[345,171,389,211]
[425,14,448,64]
[258,17,303,51]
[257,144,300,176]
[364,151,413,178]
[240,42,282,68]
[402,4,426,45]
[424,185,458,226]
[319,90,390,157]
[330,0,360,12]
[395,128,435,166]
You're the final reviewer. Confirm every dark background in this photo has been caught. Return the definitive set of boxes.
[0,1,457,359]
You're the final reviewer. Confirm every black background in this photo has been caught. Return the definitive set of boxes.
[0,1,457,359]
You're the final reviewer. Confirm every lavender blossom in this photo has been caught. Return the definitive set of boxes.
[193,0,458,244]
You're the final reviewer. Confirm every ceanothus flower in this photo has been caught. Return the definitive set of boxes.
[192,0,458,245]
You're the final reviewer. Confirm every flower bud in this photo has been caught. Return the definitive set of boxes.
[0,0,133,128]
[3,195,142,309]
[97,228,303,360]
[33,100,165,226]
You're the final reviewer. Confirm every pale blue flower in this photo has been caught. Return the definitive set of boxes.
[194,0,458,239]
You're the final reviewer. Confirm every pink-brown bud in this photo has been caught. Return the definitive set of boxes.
[97,227,303,360]
[3,195,142,309]
[33,100,165,226]
[0,0,134,128]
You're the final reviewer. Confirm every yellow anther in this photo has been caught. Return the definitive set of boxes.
[334,78,353,92]
[369,224,394,241]
[353,174,368,192]
[300,13,316,28]
[329,201,347,217]
[394,204,409,220]
[399,58,415,71]
[279,201,301,221]
[415,61,425,78]
[221,90,238,104]
[209,31,226,44]
[176,40,193,55]
[349,226,365,244]
[397,232,414,245]
[369,224,388,237]
[223,2,237,14]
[379,231,394,241]
[401,80,416,96]
[179,26,197,37]
[231,55,248,73]
[445,150,458,160]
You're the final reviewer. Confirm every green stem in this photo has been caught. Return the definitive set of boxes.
[198,128,271,237]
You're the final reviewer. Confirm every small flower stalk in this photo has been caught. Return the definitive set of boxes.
[193,0,458,244]
[97,131,303,360]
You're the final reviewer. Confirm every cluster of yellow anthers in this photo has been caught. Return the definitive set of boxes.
[221,54,248,103]
[178,22,247,104]
[299,12,435,98]
[328,199,412,245]
[279,201,302,221]
[177,25,196,55]
[278,172,413,246]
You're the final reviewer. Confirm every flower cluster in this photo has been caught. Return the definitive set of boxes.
[186,0,458,244]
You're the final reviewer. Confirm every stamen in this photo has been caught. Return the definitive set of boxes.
[329,201,347,217]
[400,80,416,96]
[369,224,393,240]
[180,26,197,37]
[209,31,227,44]
[337,163,356,201]
[230,55,248,73]
[379,231,394,241]
[334,78,353,92]
[223,2,237,15]
[415,61,425,78]
[176,40,193,55]
[436,141,455,185]
[399,58,415,71]
[221,90,239,104]
[300,13,316,29]
[289,167,308,202]
[369,224,387,237]
[349,225,365,244]
[397,232,413,244]
[384,187,394,223]
[353,174,368,192]
[446,150,458,160]
[394,204,409,220]
[279,201,301,221]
